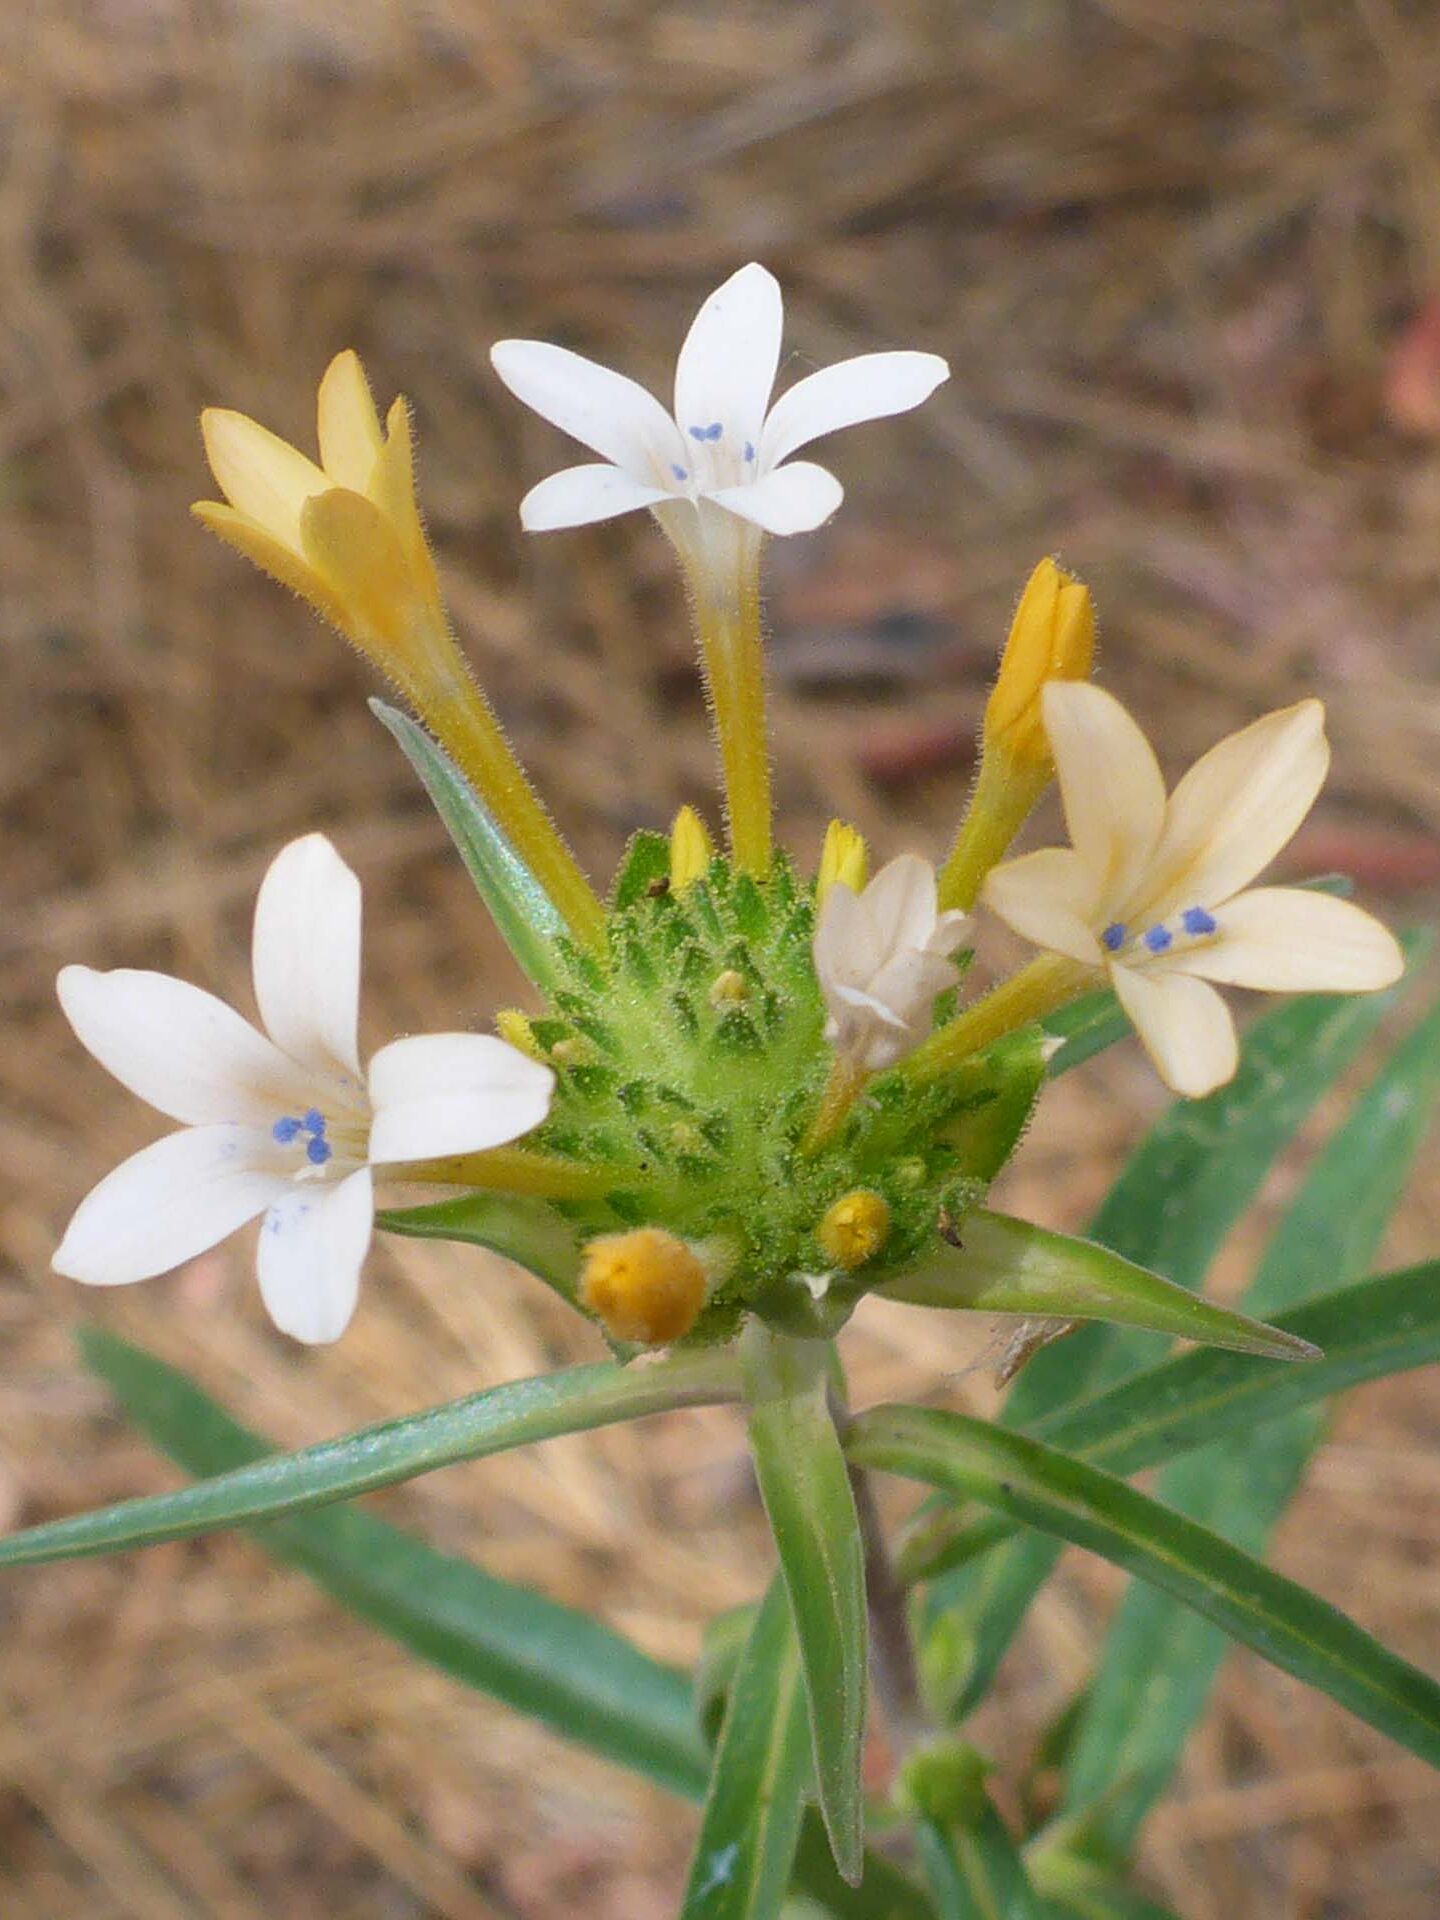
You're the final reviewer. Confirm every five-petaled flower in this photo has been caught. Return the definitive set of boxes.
[489,262,949,544]
[983,685,1404,1097]
[814,855,972,1072]
[53,835,554,1343]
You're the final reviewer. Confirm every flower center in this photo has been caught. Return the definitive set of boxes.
[1102,905,1218,965]
[270,1101,368,1180]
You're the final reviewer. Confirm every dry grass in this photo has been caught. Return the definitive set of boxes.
[2,1,1440,1913]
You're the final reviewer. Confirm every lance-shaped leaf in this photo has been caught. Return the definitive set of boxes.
[0,1334,740,1567]
[372,698,567,993]
[379,1190,582,1298]
[913,1800,1048,1920]
[880,1211,1316,1361]
[679,1578,810,1920]
[742,1325,867,1886]
[898,1258,1440,1584]
[848,1405,1440,1774]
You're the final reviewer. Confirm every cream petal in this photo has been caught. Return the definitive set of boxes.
[367,1033,554,1163]
[982,846,1106,967]
[812,879,873,995]
[53,1125,286,1286]
[316,351,384,493]
[1042,683,1166,910]
[858,853,942,960]
[519,462,673,531]
[1165,887,1405,992]
[1110,964,1239,1098]
[706,461,842,535]
[256,1166,373,1344]
[251,834,364,1079]
[672,263,783,468]
[1140,700,1329,921]
[58,965,307,1127]
[200,409,328,552]
[489,340,688,485]
[758,351,950,470]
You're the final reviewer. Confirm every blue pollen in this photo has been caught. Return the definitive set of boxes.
[688,421,723,442]
[1182,906,1218,936]
[271,1115,303,1144]
[743,441,756,462]
[670,463,688,482]
[1143,923,1174,954]
[1101,922,1126,953]
[306,1136,333,1167]
[302,1108,327,1136]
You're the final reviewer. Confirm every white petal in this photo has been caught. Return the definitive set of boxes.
[1141,701,1329,922]
[812,879,871,995]
[316,351,384,492]
[200,409,327,552]
[759,351,950,469]
[673,263,783,462]
[256,1167,372,1344]
[53,1125,285,1286]
[367,1033,554,1163]
[519,462,673,531]
[252,834,363,1079]
[1166,887,1405,993]
[1110,964,1239,1098]
[1042,684,1166,912]
[58,965,306,1127]
[982,847,1105,967]
[707,461,842,535]
[489,340,688,485]
[858,854,941,961]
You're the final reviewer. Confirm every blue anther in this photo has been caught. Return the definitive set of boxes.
[272,1115,302,1144]
[305,1135,333,1167]
[302,1108,326,1135]
[670,464,688,482]
[743,441,755,463]
[1101,922,1126,953]
[1182,906,1218,936]
[689,422,723,442]
[1143,923,1173,954]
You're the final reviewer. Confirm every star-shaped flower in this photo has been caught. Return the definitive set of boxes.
[814,854,972,1072]
[53,835,554,1342]
[489,263,949,540]
[982,684,1404,1096]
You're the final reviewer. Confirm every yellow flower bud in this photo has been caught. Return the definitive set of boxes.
[708,968,749,1008]
[984,557,1095,772]
[816,1189,891,1270]
[669,805,715,892]
[817,819,869,902]
[580,1228,708,1345]
[495,1009,543,1060]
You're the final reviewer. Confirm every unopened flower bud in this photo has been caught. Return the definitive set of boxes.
[580,1228,708,1345]
[817,1189,891,1269]
[669,805,715,892]
[984,557,1095,771]
[817,819,869,902]
[495,1008,543,1060]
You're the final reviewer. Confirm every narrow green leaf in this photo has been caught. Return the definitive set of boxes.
[378,1190,582,1298]
[77,1328,710,1797]
[680,1579,810,1920]
[881,1211,1316,1361]
[0,1332,738,1568]
[914,1799,1047,1920]
[1061,993,1440,1854]
[849,1405,1440,1774]
[743,1326,867,1885]
[789,1817,938,1920]
[372,698,567,992]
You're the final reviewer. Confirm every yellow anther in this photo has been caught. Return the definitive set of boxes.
[708,968,749,1009]
[816,1189,892,1270]
[579,1228,708,1345]
[669,805,715,892]
[495,1008,543,1061]
[817,819,869,902]
[984,557,1095,772]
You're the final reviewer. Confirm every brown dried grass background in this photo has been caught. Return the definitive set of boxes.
[2,2,1440,1914]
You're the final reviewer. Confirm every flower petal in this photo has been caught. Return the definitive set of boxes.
[58,965,306,1127]
[858,853,941,960]
[367,1033,554,1163]
[759,351,950,469]
[707,460,842,534]
[1043,683,1166,911]
[251,834,363,1079]
[673,263,783,464]
[489,340,688,485]
[316,350,384,493]
[200,409,328,553]
[812,879,871,996]
[256,1166,373,1344]
[1166,887,1405,992]
[982,846,1105,966]
[1110,964,1239,1097]
[1141,700,1329,921]
[53,1125,285,1286]
[519,462,672,532]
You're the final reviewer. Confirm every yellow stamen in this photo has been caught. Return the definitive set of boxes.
[903,953,1088,1085]
[817,1190,891,1269]
[816,820,869,901]
[579,1228,708,1345]
[669,804,715,891]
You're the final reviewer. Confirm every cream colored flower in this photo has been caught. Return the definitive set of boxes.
[983,684,1404,1097]
[814,855,972,1072]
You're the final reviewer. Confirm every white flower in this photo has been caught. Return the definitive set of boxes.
[53,835,554,1343]
[814,854,972,1072]
[983,684,1405,1098]
[489,263,949,542]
